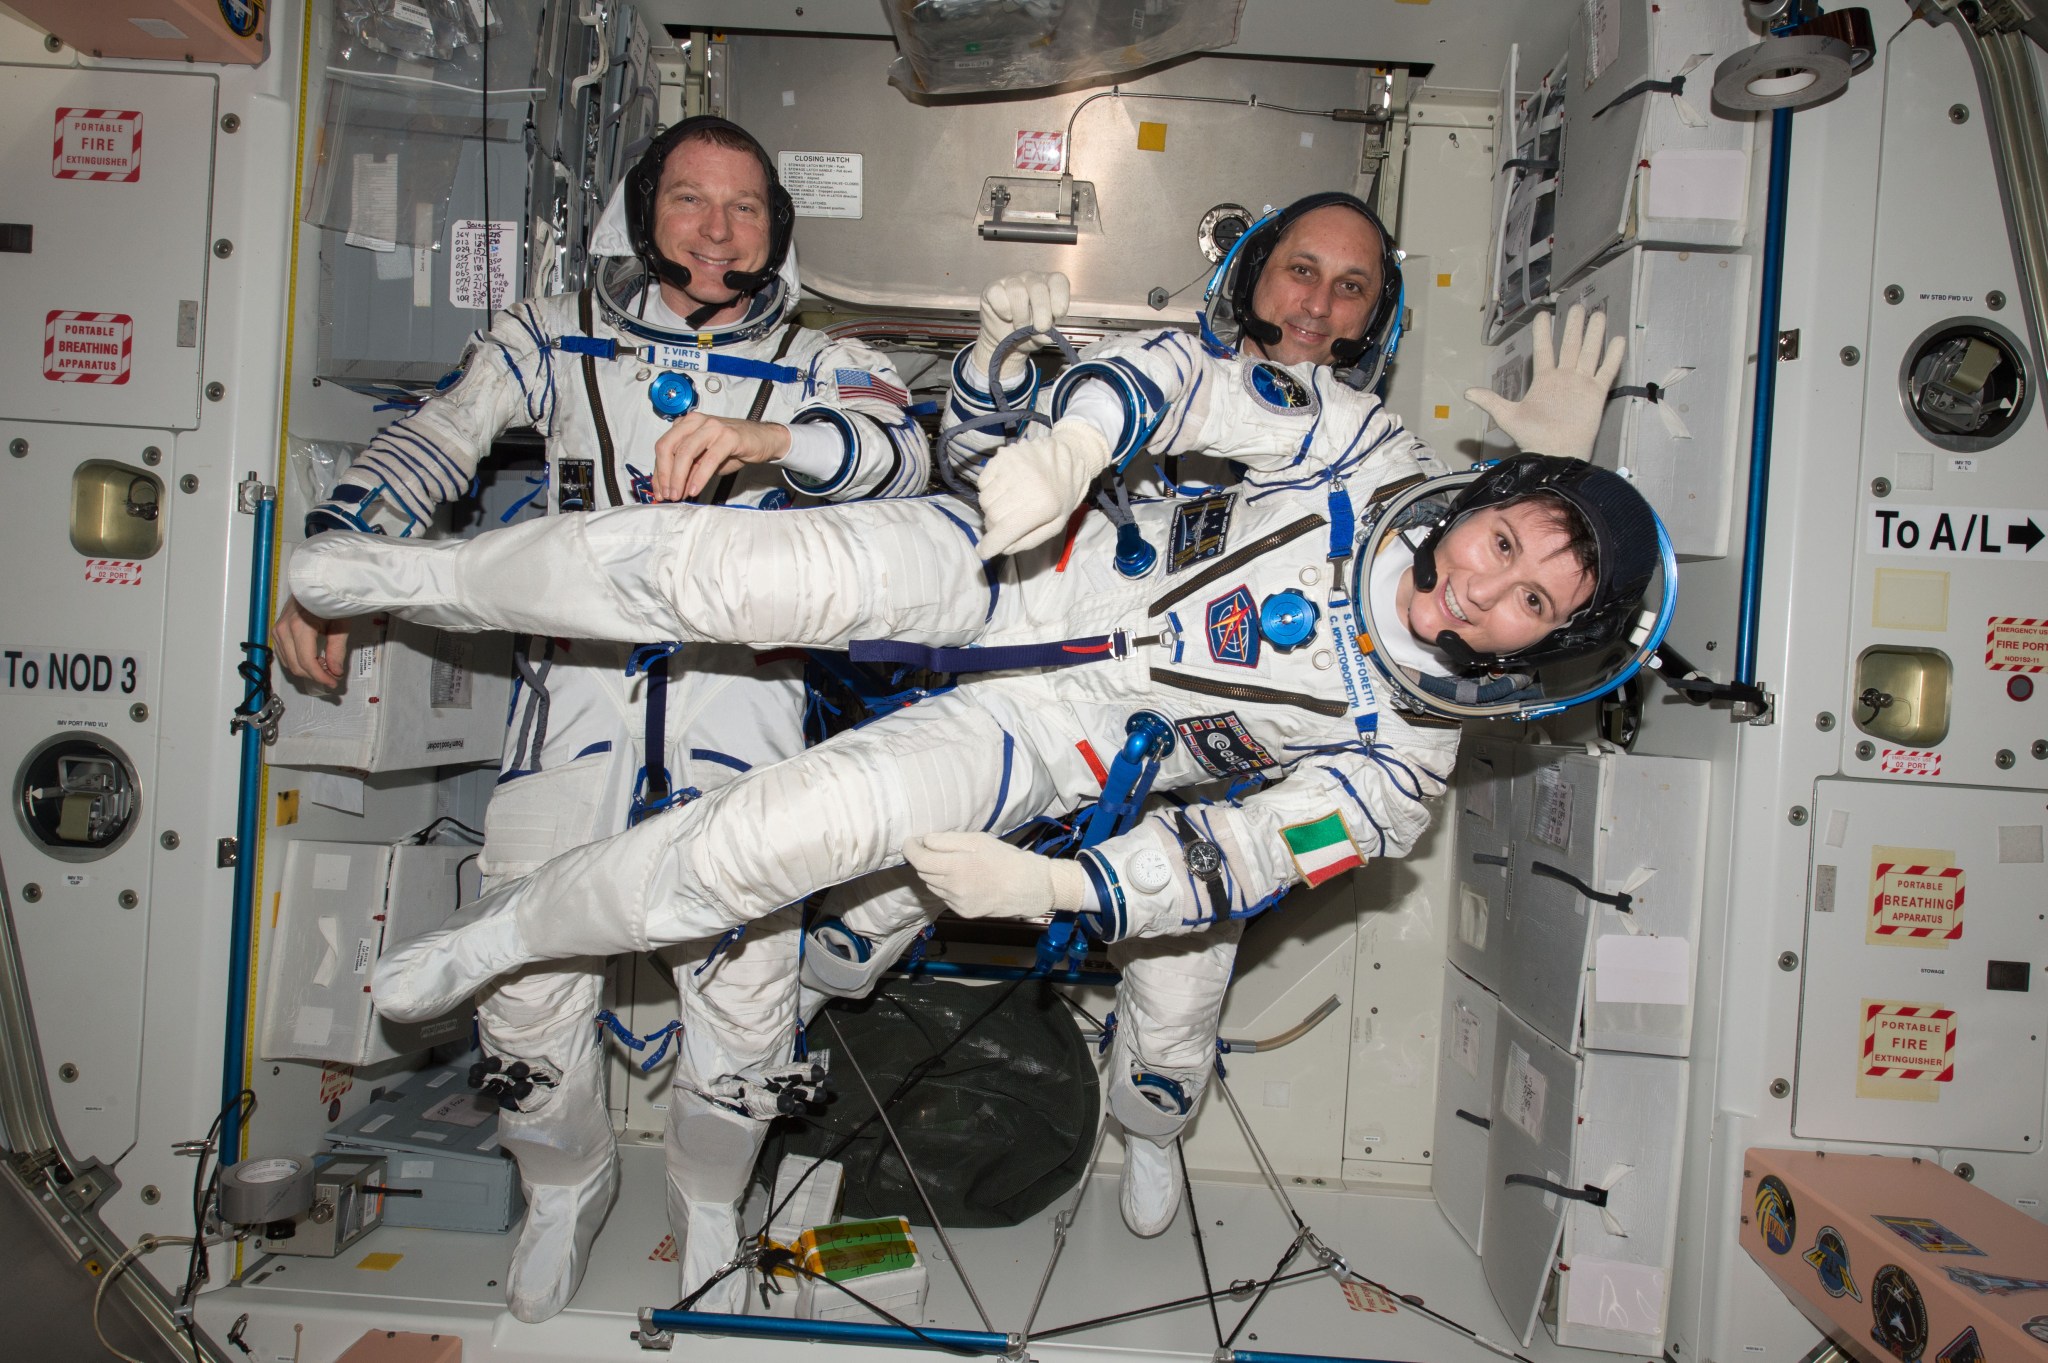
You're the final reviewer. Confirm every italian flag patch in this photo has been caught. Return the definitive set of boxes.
[1282,811,1363,887]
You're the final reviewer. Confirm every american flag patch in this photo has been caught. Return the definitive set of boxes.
[834,368,908,407]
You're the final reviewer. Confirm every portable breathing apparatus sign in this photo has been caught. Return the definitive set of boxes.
[52,108,142,182]
[1867,846,1964,947]
[43,311,132,384]
[1867,503,2047,559]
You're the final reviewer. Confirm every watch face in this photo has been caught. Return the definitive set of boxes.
[1186,840,1224,879]
[1129,847,1174,895]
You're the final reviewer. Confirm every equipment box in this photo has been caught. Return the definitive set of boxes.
[268,616,511,773]
[258,841,475,1065]
[327,1063,521,1234]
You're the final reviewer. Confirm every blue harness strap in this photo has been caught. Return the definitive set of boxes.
[551,334,801,384]
[628,642,686,825]
[849,632,1126,674]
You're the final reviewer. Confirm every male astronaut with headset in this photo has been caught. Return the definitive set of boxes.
[271,118,928,1321]
[287,191,1669,1304]
[823,191,1637,1239]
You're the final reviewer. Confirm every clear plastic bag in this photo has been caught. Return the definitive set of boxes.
[883,0,1245,97]
[305,0,540,247]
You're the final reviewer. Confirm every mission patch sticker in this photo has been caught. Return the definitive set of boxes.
[1805,1226,1861,1301]
[1174,712,1278,778]
[1245,361,1317,415]
[1874,1215,1984,1256]
[1755,1175,1796,1255]
[1868,1265,1928,1362]
[1169,493,1233,571]
[1205,585,1260,668]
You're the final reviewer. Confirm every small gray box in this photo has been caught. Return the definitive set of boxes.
[327,1063,522,1234]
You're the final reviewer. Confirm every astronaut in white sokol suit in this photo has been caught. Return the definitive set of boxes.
[796,194,1642,1238]
[291,194,1666,1276]
[270,118,928,1321]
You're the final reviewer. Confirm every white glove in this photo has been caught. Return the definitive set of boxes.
[976,419,1112,559]
[1463,303,1625,462]
[902,832,1091,919]
[971,271,1071,384]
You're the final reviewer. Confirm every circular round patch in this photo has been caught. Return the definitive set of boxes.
[1246,361,1318,415]
[1869,1265,1927,1362]
[1755,1174,1797,1255]
[1804,1225,1860,1301]
[2010,674,2035,701]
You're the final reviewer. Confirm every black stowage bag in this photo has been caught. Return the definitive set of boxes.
[769,976,1099,1229]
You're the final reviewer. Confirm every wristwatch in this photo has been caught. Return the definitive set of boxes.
[1172,811,1231,921]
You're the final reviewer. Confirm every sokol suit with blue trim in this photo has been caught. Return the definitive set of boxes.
[294,207,927,1319]
[296,330,1464,1094]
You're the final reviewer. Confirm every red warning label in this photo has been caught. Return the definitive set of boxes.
[1860,1001,1956,1084]
[1868,848,1964,946]
[52,108,142,182]
[82,559,143,587]
[1878,748,1942,778]
[1987,617,2048,672]
[44,311,133,385]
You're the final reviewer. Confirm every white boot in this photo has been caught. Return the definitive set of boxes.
[1119,1135,1183,1238]
[668,1089,770,1315]
[495,1059,619,1322]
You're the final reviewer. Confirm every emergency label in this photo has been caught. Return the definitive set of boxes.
[448,220,514,311]
[1867,503,2046,559]
[83,559,143,586]
[52,108,142,182]
[1879,748,1942,778]
[1014,130,1064,172]
[1987,617,2048,671]
[1867,846,1964,947]
[2,646,143,696]
[1858,1000,1955,1100]
[44,311,133,384]
[778,151,863,220]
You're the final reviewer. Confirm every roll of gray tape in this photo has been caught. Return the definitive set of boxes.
[1712,35,1855,112]
[219,1155,315,1225]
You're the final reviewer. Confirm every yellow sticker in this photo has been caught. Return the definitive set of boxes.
[276,788,300,826]
[356,1252,404,1271]
[1866,845,1963,948]
[1433,404,1451,420]
[1436,272,1453,288]
[1136,121,1168,152]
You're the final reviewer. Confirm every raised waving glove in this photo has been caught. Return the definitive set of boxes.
[903,832,1091,919]
[1463,303,1625,461]
[972,271,1071,384]
[976,419,1113,559]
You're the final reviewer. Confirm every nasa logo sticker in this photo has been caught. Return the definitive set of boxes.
[1804,1226,1861,1301]
[1245,361,1317,416]
[1868,1265,1927,1362]
[1755,1174,1797,1255]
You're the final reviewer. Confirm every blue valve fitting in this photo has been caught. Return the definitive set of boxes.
[1124,709,1176,761]
[649,370,698,420]
[1259,590,1319,650]
[1113,520,1158,578]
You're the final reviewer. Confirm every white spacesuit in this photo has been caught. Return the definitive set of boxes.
[276,119,928,1320]
[294,313,1663,1072]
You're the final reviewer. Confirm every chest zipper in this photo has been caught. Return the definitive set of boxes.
[1148,668,1349,718]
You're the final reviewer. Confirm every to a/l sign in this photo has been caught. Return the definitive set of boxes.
[1867,503,2046,559]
